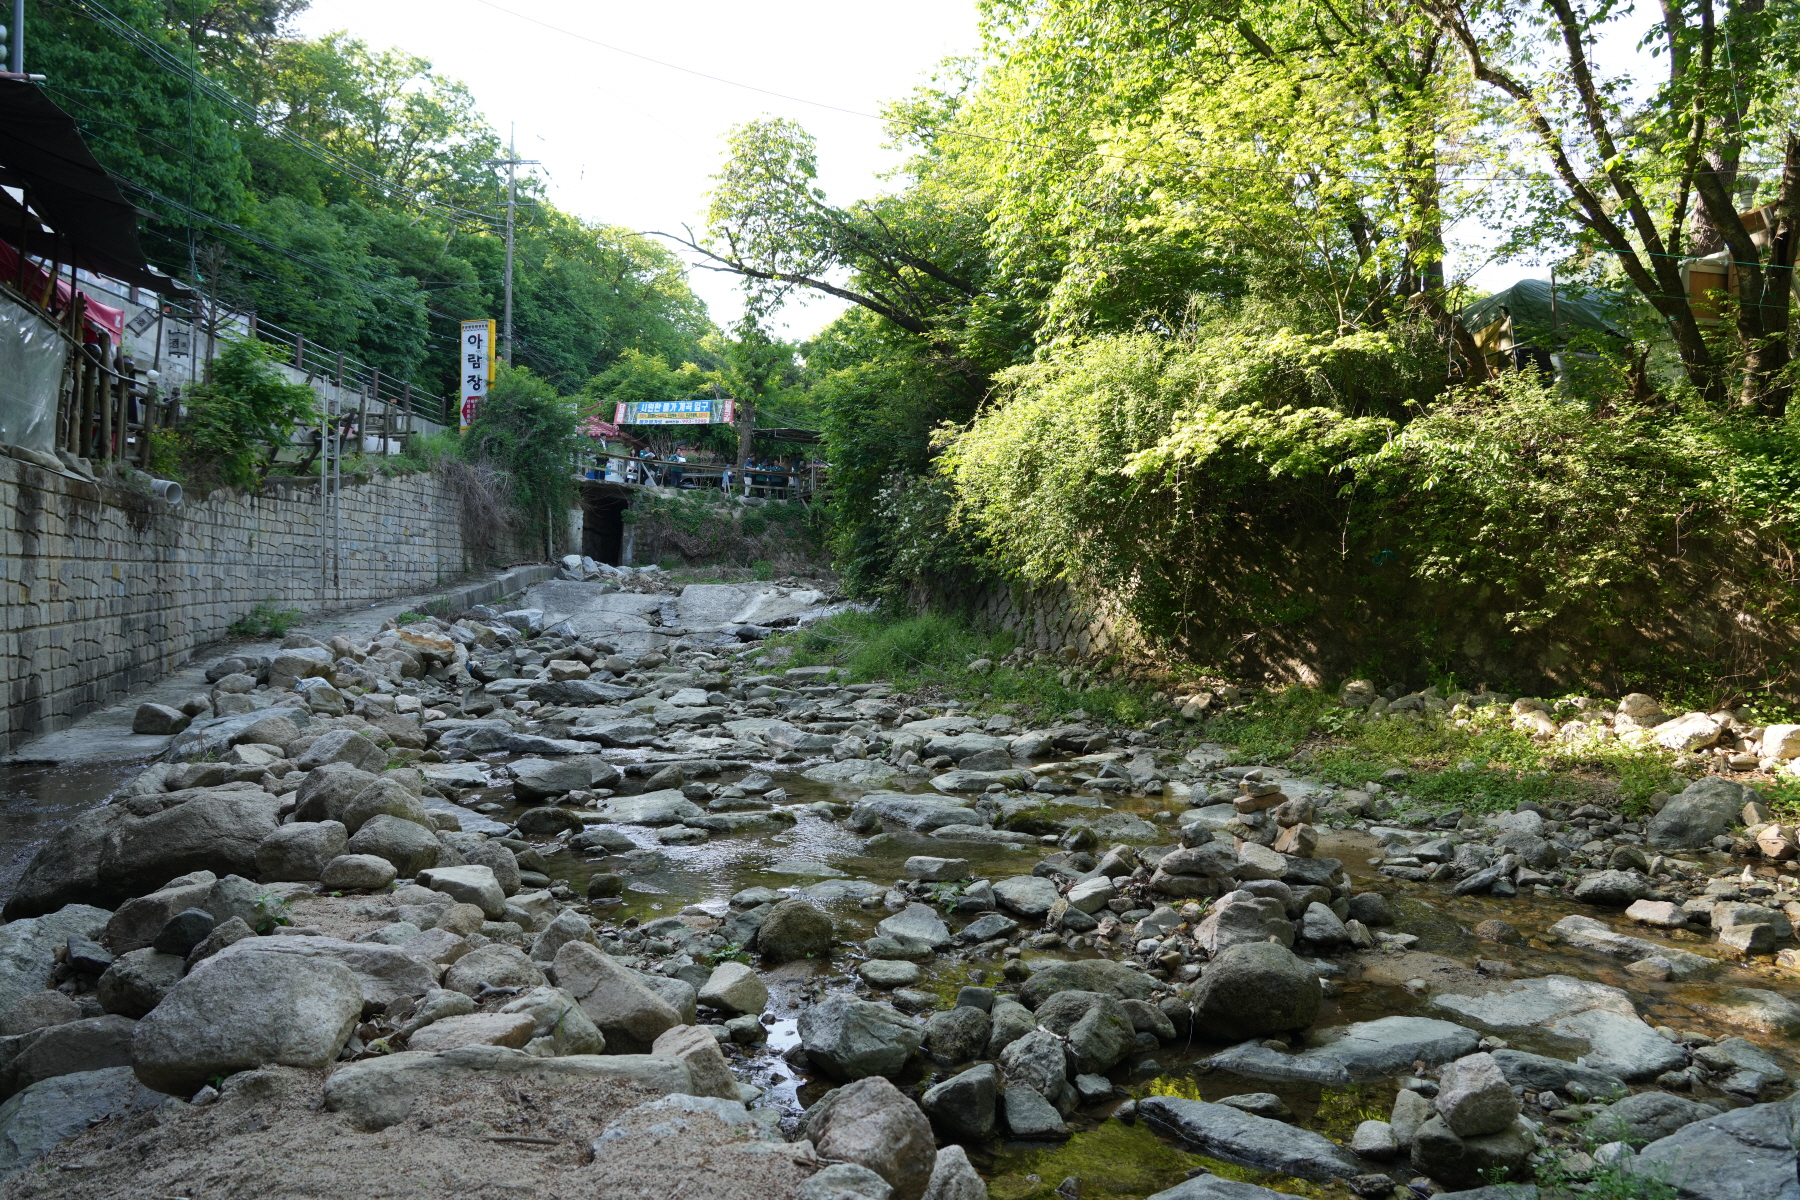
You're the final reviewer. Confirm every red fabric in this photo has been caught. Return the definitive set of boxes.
[0,239,127,342]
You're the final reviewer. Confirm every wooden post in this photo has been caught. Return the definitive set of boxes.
[98,345,113,462]
[402,382,412,436]
[735,396,754,496]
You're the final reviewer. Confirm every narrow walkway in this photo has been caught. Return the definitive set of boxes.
[1,566,547,768]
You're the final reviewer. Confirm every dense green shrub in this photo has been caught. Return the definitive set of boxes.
[163,339,318,491]
[460,366,581,558]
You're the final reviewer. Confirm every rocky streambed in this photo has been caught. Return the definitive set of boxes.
[0,572,1794,1200]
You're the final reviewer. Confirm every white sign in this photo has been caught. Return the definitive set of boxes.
[460,319,495,429]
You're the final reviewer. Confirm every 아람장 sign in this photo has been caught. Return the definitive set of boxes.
[460,319,496,428]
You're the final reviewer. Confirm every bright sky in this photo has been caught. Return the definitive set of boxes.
[294,1,1668,330]
[293,0,982,340]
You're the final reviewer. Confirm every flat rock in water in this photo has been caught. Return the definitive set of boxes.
[1139,1096,1363,1180]
[1629,1091,1800,1200]
[767,859,845,877]
[1550,915,1714,979]
[593,790,705,827]
[1426,975,1636,1032]
[802,760,903,788]
[1208,1016,1478,1085]
[799,880,886,903]
[1489,1049,1627,1098]
[852,793,979,832]
[1145,1176,1315,1200]
[1687,988,1800,1037]
[931,769,1027,793]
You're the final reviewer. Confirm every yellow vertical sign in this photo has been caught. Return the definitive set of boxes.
[460,319,496,429]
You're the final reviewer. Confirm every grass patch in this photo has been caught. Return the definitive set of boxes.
[1201,686,1693,814]
[228,599,306,638]
[768,609,1163,726]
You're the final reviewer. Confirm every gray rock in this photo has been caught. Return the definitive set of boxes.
[1196,894,1294,951]
[320,854,397,891]
[647,1023,737,1100]
[904,856,970,882]
[594,789,705,826]
[95,949,186,1019]
[1301,902,1350,945]
[294,729,387,773]
[1139,1096,1362,1179]
[923,1006,991,1064]
[1143,1177,1312,1200]
[1628,1092,1800,1200]
[799,994,922,1082]
[1191,942,1321,1040]
[1018,958,1158,1008]
[347,814,441,876]
[1034,990,1137,1074]
[98,791,282,909]
[255,821,347,882]
[130,948,362,1094]
[1550,915,1714,980]
[1490,1049,1627,1099]
[553,942,680,1053]
[1573,871,1651,907]
[323,1044,692,1131]
[757,899,834,962]
[955,913,1019,944]
[1690,987,1800,1037]
[1207,1016,1479,1085]
[800,1164,894,1200]
[0,993,79,1038]
[416,864,506,918]
[920,1145,986,1200]
[999,1028,1070,1108]
[986,998,1037,1058]
[697,961,768,1015]
[442,943,545,998]
[205,934,437,1014]
[339,777,433,837]
[1410,1115,1536,1191]
[0,1016,137,1099]
[1003,1084,1068,1138]
[1347,893,1396,926]
[292,763,379,824]
[809,1074,937,1200]
[876,904,952,948]
[992,875,1059,919]
[0,906,111,1016]
[102,877,215,955]
[1648,778,1756,850]
[849,793,979,833]
[920,1062,999,1138]
[0,1066,166,1174]
[511,757,588,800]
[151,908,214,957]
[1391,1087,1433,1148]
[1593,1091,1722,1144]
[1352,1119,1400,1159]
[528,909,597,965]
[1435,1053,1520,1137]
[859,959,922,989]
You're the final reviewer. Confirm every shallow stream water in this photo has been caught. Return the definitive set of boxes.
[7,725,1799,1200]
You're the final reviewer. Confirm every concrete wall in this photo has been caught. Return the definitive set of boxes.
[0,457,510,751]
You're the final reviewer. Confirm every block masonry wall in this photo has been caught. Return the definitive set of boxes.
[0,458,482,752]
[919,576,1128,662]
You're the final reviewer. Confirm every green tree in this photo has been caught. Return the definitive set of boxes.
[172,337,318,489]
[461,365,581,554]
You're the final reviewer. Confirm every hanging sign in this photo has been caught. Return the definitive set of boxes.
[611,398,736,425]
[460,319,496,429]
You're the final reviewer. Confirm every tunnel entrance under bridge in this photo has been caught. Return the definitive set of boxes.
[578,481,631,566]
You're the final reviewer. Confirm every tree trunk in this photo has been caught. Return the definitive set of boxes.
[1739,132,1799,418]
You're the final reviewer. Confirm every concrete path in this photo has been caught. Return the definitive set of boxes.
[2,567,549,768]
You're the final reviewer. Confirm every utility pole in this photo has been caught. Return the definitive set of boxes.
[485,126,537,367]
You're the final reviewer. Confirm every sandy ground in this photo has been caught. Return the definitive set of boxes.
[0,1064,815,1200]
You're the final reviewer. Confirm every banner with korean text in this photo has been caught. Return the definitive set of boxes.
[611,398,735,425]
[460,319,495,429]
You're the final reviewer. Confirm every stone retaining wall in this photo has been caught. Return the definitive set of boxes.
[0,458,516,751]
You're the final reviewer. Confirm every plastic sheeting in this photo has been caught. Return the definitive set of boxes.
[0,295,65,453]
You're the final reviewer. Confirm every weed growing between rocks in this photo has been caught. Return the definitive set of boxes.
[227,600,306,639]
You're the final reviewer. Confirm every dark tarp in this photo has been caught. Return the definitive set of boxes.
[0,79,191,296]
[1458,278,1625,346]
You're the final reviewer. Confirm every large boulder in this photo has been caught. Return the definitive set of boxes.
[1648,778,1757,849]
[102,874,215,955]
[697,961,768,1015]
[441,944,545,997]
[0,906,111,1013]
[810,1075,938,1200]
[291,762,379,824]
[1017,958,1158,1009]
[1195,894,1295,952]
[254,821,347,882]
[497,986,604,1056]
[340,778,434,837]
[992,875,1059,919]
[1628,1092,1800,1200]
[1139,1096,1362,1180]
[293,729,387,773]
[923,1006,991,1063]
[1191,942,1321,1040]
[1033,990,1137,1074]
[415,864,506,918]
[1592,1091,1722,1144]
[0,1015,137,1100]
[876,904,952,949]
[462,842,522,896]
[1435,1053,1520,1137]
[758,899,834,963]
[998,1028,1070,1108]
[347,814,441,876]
[648,1024,738,1100]
[322,1045,691,1132]
[920,1145,988,1200]
[205,935,436,1014]
[921,1062,998,1140]
[95,949,186,1019]
[798,994,923,1081]
[1410,1114,1536,1190]
[0,1066,166,1174]
[131,948,362,1095]
[552,942,681,1053]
